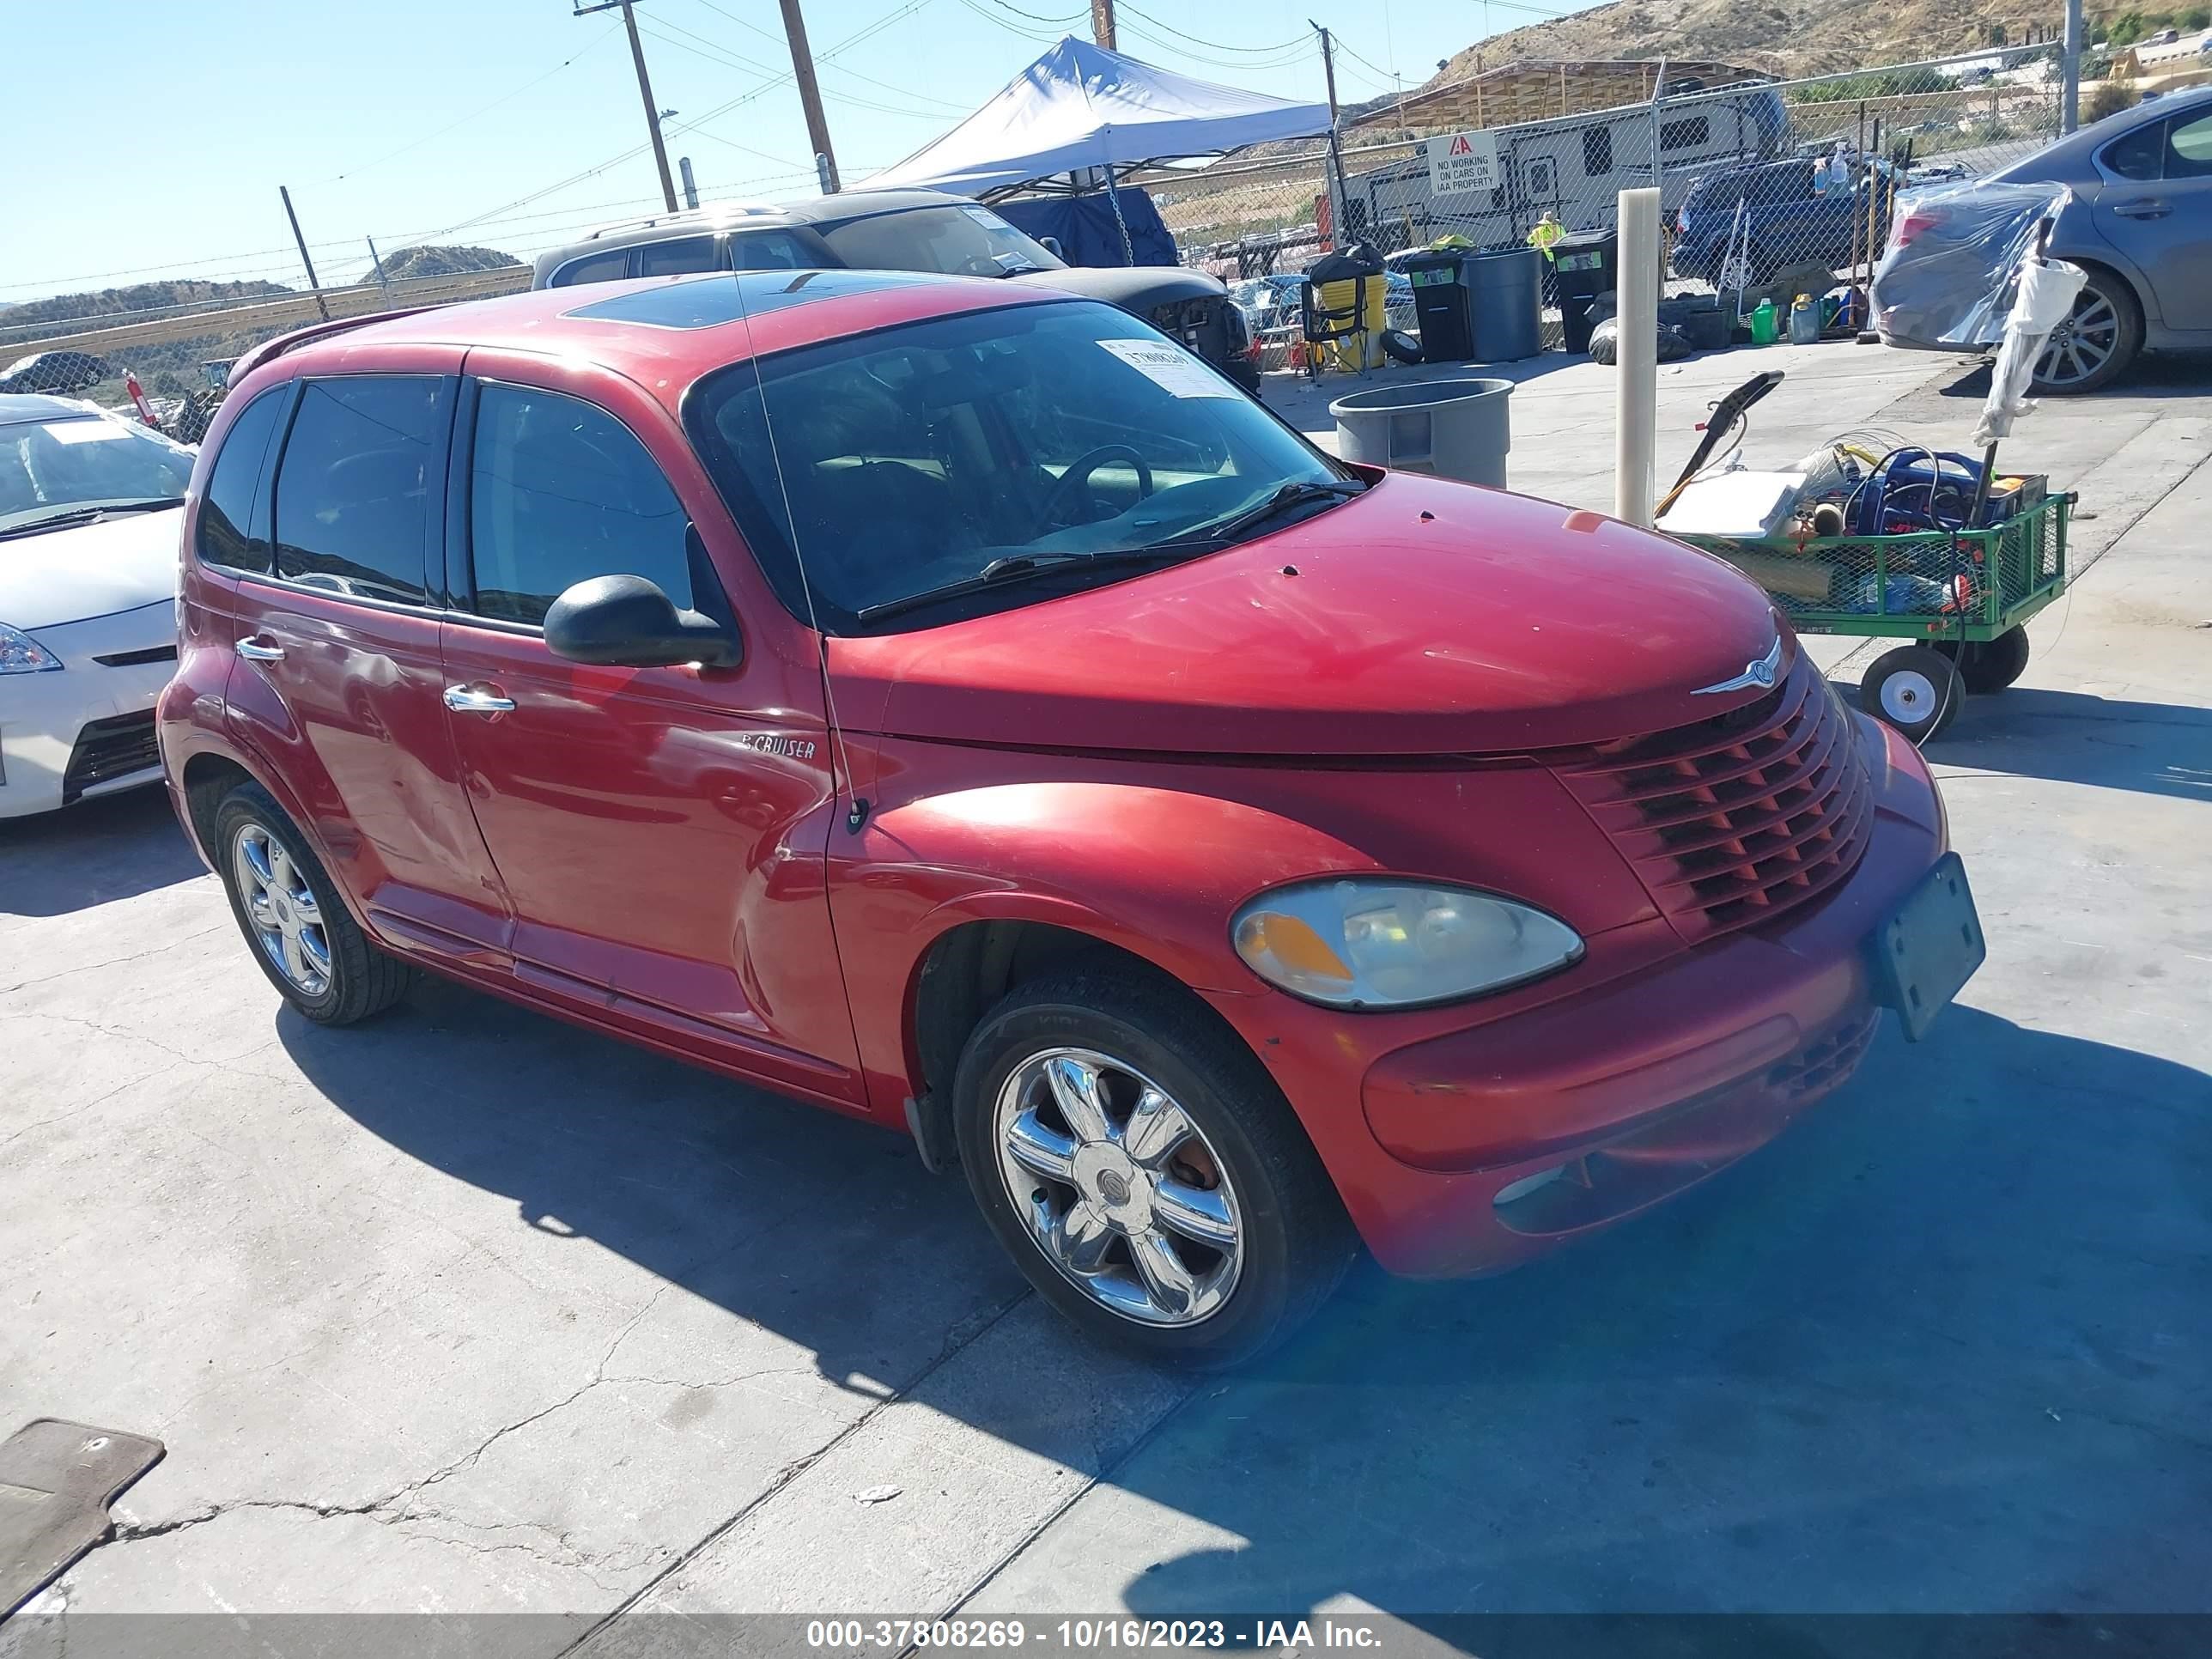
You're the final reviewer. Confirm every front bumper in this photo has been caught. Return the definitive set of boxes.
[1215,716,1953,1278]
[0,603,175,818]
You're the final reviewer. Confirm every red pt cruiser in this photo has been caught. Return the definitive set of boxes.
[161,270,1982,1364]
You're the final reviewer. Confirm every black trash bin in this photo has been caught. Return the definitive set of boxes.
[1550,228,1617,354]
[1400,251,1476,363]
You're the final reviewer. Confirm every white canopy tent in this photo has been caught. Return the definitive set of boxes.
[862,36,1332,200]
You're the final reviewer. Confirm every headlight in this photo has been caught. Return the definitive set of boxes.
[0,623,63,674]
[1231,878,1583,1010]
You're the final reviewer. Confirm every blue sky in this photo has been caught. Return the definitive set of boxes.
[3,0,1578,304]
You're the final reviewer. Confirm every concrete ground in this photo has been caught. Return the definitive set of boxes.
[4,337,2209,1647]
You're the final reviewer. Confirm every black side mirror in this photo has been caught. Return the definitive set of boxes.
[1037,234,1064,259]
[544,574,741,669]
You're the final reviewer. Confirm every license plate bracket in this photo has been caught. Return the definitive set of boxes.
[1869,851,1984,1042]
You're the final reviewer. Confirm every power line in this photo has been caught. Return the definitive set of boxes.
[1115,3,1304,53]
[1114,18,1314,70]
[639,20,959,122]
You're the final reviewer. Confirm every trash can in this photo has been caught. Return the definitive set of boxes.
[1401,251,1477,363]
[1465,246,1543,362]
[1330,377,1513,488]
[1550,228,1616,354]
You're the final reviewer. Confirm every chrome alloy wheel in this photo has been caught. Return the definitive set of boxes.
[993,1047,1243,1327]
[234,822,331,997]
[2033,287,2119,389]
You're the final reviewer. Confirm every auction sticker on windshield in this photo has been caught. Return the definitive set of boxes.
[1098,338,1237,398]
[44,422,133,444]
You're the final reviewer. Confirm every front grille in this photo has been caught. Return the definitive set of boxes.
[1549,658,1874,943]
[62,710,161,803]
[1770,1012,1880,1102]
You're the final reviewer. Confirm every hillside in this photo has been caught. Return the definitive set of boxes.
[363,243,521,283]
[3,277,290,330]
[1429,0,2044,79]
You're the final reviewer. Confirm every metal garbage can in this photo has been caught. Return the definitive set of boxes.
[1401,251,1477,362]
[1465,246,1543,362]
[1330,377,1513,488]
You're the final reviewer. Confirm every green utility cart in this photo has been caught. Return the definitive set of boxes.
[1676,491,2070,742]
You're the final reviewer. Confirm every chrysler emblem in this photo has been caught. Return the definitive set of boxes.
[1691,636,1784,696]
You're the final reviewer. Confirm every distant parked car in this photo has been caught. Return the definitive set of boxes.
[1672,155,1894,288]
[0,351,113,398]
[532,190,1260,393]
[1874,87,2212,392]
[0,394,193,817]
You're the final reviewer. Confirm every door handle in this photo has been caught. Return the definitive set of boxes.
[2112,200,2170,219]
[235,636,285,662]
[443,684,517,715]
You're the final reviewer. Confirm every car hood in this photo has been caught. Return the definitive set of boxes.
[0,507,182,631]
[1009,265,1226,307]
[829,472,1788,757]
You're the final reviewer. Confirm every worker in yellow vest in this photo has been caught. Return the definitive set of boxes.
[1527,211,1565,307]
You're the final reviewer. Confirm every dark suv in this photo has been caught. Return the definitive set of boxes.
[532,189,1259,392]
[1672,155,1891,289]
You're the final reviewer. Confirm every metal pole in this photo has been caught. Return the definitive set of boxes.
[1615,186,1660,527]
[620,1,680,210]
[279,187,330,322]
[365,235,391,299]
[777,0,841,192]
[1312,22,1349,251]
[2061,0,2082,132]
[678,155,700,210]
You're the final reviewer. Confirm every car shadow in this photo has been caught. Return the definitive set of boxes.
[1923,686,2212,803]
[1934,353,2212,402]
[282,969,2212,1620]
[0,788,206,918]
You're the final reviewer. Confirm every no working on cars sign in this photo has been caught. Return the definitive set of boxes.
[1426,129,1499,196]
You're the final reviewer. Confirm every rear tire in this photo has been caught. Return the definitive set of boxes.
[1936,625,2030,692]
[1862,645,1964,743]
[213,783,413,1025]
[2030,267,2142,395]
[951,971,1355,1369]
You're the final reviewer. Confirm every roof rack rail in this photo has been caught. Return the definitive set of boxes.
[580,201,781,240]
[223,305,445,386]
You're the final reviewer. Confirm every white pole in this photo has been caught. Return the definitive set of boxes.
[1615,186,1660,526]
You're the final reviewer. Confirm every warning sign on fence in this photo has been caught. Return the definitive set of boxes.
[1426,129,1500,197]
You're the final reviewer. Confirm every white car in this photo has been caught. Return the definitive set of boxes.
[1,394,195,817]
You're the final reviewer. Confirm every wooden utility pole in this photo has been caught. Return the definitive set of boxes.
[1091,0,1117,48]
[279,187,330,321]
[777,0,842,191]
[1310,22,1348,247]
[575,0,679,212]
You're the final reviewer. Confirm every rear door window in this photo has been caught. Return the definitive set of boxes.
[196,386,288,574]
[636,235,722,276]
[271,376,447,605]
[728,229,818,270]
[465,383,692,626]
[552,250,632,286]
[2102,120,2166,181]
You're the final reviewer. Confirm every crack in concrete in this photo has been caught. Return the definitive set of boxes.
[0,1061,191,1153]
[0,923,228,1000]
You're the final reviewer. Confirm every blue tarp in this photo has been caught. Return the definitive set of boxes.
[995,191,1176,268]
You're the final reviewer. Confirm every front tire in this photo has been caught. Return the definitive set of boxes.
[213,783,413,1024]
[951,972,1354,1368]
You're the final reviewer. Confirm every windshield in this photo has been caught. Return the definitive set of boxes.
[817,204,1066,279]
[686,300,1346,633]
[0,414,194,535]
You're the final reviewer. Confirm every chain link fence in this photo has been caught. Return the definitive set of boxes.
[1156,45,2066,364]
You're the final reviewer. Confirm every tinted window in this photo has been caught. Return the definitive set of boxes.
[196,388,286,572]
[1662,115,1710,151]
[273,377,445,605]
[2103,121,2166,181]
[729,229,818,270]
[1583,126,1613,177]
[467,384,691,626]
[636,235,721,276]
[2167,112,2212,177]
[553,250,631,287]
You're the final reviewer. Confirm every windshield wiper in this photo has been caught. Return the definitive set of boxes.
[855,546,1198,625]
[1150,479,1364,552]
[0,497,186,541]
